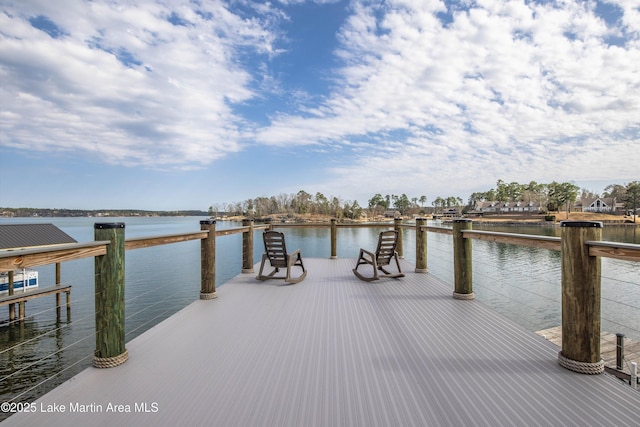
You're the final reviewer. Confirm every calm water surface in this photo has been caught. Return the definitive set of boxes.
[1,216,638,416]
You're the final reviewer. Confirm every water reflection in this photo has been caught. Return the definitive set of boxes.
[0,315,79,411]
[474,222,639,243]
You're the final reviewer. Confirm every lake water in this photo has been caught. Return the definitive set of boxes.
[1,216,639,416]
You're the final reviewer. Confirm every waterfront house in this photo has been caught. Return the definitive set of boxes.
[578,197,624,213]
[384,209,401,218]
[442,208,460,217]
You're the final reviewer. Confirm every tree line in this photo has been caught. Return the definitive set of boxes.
[211,191,454,219]
[209,191,366,219]
[210,191,476,218]
[469,180,640,214]
[212,180,639,220]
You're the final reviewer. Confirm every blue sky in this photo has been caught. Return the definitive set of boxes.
[1,0,638,211]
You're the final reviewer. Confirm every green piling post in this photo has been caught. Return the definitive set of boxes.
[415,217,428,273]
[394,218,404,258]
[200,220,217,299]
[93,223,127,368]
[242,219,254,273]
[558,221,604,374]
[452,219,474,300]
[330,218,337,259]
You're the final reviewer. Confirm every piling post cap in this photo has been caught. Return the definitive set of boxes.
[200,219,216,225]
[94,223,125,229]
[330,218,337,222]
[560,221,603,228]
[616,333,625,338]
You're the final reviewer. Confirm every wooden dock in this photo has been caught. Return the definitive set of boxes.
[0,284,71,320]
[2,258,638,426]
[536,326,640,376]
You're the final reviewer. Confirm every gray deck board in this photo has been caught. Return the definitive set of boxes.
[2,258,638,426]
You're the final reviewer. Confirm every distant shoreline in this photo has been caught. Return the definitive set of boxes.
[0,208,209,218]
[218,212,639,225]
[2,208,637,225]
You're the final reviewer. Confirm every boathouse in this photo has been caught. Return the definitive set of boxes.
[0,223,77,250]
[1,223,76,319]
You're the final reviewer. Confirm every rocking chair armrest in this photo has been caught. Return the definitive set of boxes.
[288,249,302,262]
[359,248,375,258]
[289,248,301,257]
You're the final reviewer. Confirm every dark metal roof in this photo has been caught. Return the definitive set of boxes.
[0,224,77,250]
[3,258,637,426]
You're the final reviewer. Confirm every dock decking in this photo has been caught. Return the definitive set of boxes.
[2,258,638,426]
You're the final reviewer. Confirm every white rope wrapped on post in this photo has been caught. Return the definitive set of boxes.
[557,352,604,375]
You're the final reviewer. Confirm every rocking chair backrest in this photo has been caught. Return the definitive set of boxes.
[375,230,399,266]
[263,231,289,268]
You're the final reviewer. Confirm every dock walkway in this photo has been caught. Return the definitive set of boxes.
[2,258,638,426]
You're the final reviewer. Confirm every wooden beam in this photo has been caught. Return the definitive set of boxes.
[215,228,247,237]
[587,241,640,262]
[463,230,561,251]
[125,231,209,250]
[271,223,332,229]
[335,223,393,229]
[0,242,109,272]
[426,226,453,235]
[0,285,72,306]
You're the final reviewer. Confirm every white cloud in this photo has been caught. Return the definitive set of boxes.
[0,0,279,169]
[254,0,640,199]
[1,0,638,207]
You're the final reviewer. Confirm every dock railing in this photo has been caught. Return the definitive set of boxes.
[1,218,639,382]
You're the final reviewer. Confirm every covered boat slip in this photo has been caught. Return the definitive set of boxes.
[3,258,637,426]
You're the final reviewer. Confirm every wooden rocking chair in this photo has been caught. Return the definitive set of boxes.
[353,230,405,282]
[256,231,307,284]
